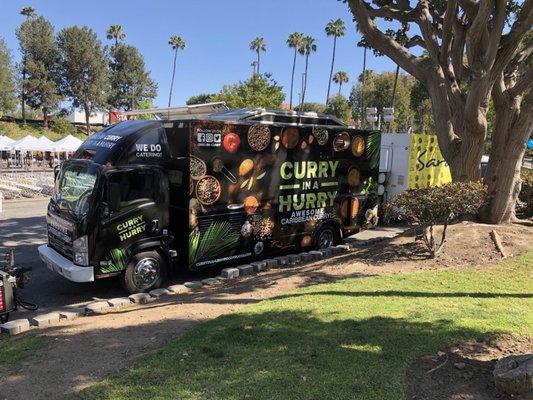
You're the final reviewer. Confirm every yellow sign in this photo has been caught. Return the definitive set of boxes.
[408,134,451,189]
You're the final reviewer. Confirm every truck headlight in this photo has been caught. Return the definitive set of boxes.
[73,235,89,266]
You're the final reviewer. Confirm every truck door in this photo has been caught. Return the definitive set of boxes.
[97,167,169,274]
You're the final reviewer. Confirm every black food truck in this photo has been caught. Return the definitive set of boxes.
[39,104,381,293]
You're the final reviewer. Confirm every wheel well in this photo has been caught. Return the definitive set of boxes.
[314,220,342,243]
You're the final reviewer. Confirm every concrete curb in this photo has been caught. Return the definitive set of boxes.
[1,236,391,336]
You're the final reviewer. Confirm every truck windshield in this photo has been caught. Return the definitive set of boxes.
[53,162,99,218]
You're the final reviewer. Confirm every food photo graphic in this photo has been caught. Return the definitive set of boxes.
[188,122,380,268]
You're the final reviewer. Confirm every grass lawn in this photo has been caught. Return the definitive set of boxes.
[77,252,533,400]
[0,335,44,373]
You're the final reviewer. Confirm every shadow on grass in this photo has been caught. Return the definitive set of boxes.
[73,311,506,400]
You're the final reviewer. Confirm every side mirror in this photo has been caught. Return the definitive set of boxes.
[53,165,60,181]
[108,182,121,212]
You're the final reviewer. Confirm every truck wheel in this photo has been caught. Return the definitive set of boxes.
[122,251,167,294]
[314,224,340,249]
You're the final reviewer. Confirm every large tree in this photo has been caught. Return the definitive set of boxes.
[0,39,17,116]
[108,43,157,111]
[346,0,533,223]
[16,16,62,128]
[19,6,36,123]
[249,37,267,75]
[168,35,186,107]
[333,70,349,95]
[210,74,285,109]
[57,26,109,135]
[325,18,346,103]
[287,32,305,109]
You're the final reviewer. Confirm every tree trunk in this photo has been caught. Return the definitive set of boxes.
[289,48,297,109]
[168,49,177,107]
[338,82,342,96]
[326,37,337,104]
[361,47,367,126]
[391,64,400,108]
[84,104,91,136]
[43,108,48,129]
[257,51,260,75]
[482,89,533,223]
[425,73,485,182]
[21,66,26,124]
[301,55,309,106]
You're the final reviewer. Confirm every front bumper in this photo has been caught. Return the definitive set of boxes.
[38,245,94,283]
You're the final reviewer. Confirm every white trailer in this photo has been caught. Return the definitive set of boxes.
[379,132,451,201]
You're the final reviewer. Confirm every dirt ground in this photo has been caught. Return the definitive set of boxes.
[406,335,533,400]
[0,221,531,400]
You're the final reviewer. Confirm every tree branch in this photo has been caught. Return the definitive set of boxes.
[347,0,428,81]
[405,35,426,49]
[484,0,508,70]
[364,3,418,23]
[440,0,458,65]
[511,64,533,96]
[492,0,533,81]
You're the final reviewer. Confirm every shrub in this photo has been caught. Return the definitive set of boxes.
[517,171,533,218]
[385,182,487,258]
[50,118,77,136]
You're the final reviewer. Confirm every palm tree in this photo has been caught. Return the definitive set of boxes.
[106,25,126,47]
[333,71,349,95]
[249,37,266,75]
[168,35,186,107]
[299,36,317,107]
[325,19,346,104]
[20,6,36,124]
[287,32,304,109]
[20,6,36,18]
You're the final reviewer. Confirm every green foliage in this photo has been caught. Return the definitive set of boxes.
[294,102,327,113]
[385,182,488,257]
[16,16,62,121]
[186,93,215,105]
[325,95,351,123]
[108,43,157,111]
[210,74,285,109]
[189,221,239,267]
[409,80,435,134]
[517,171,533,218]
[349,70,417,132]
[77,252,533,400]
[0,38,17,116]
[50,118,77,136]
[106,24,125,46]
[364,131,381,170]
[56,26,109,132]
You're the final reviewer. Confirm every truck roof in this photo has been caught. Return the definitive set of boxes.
[120,102,349,129]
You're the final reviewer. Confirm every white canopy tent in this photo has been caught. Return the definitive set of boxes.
[38,136,55,151]
[0,135,15,151]
[52,134,83,152]
[9,135,44,151]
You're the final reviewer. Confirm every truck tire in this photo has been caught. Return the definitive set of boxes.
[314,224,340,250]
[121,250,167,294]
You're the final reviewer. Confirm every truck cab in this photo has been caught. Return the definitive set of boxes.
[39,120,181,293]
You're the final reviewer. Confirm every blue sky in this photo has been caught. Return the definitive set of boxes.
[0,0,399,108]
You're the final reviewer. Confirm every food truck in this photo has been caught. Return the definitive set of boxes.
[38,104,381,293]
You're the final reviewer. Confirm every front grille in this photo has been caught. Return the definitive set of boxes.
[48,228,73,260]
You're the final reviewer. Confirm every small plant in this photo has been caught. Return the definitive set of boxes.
[517,171,533,218]
[385,182,487,258]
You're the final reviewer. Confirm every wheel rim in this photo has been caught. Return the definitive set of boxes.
[318,229,334,249]
[132,258,160,289]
